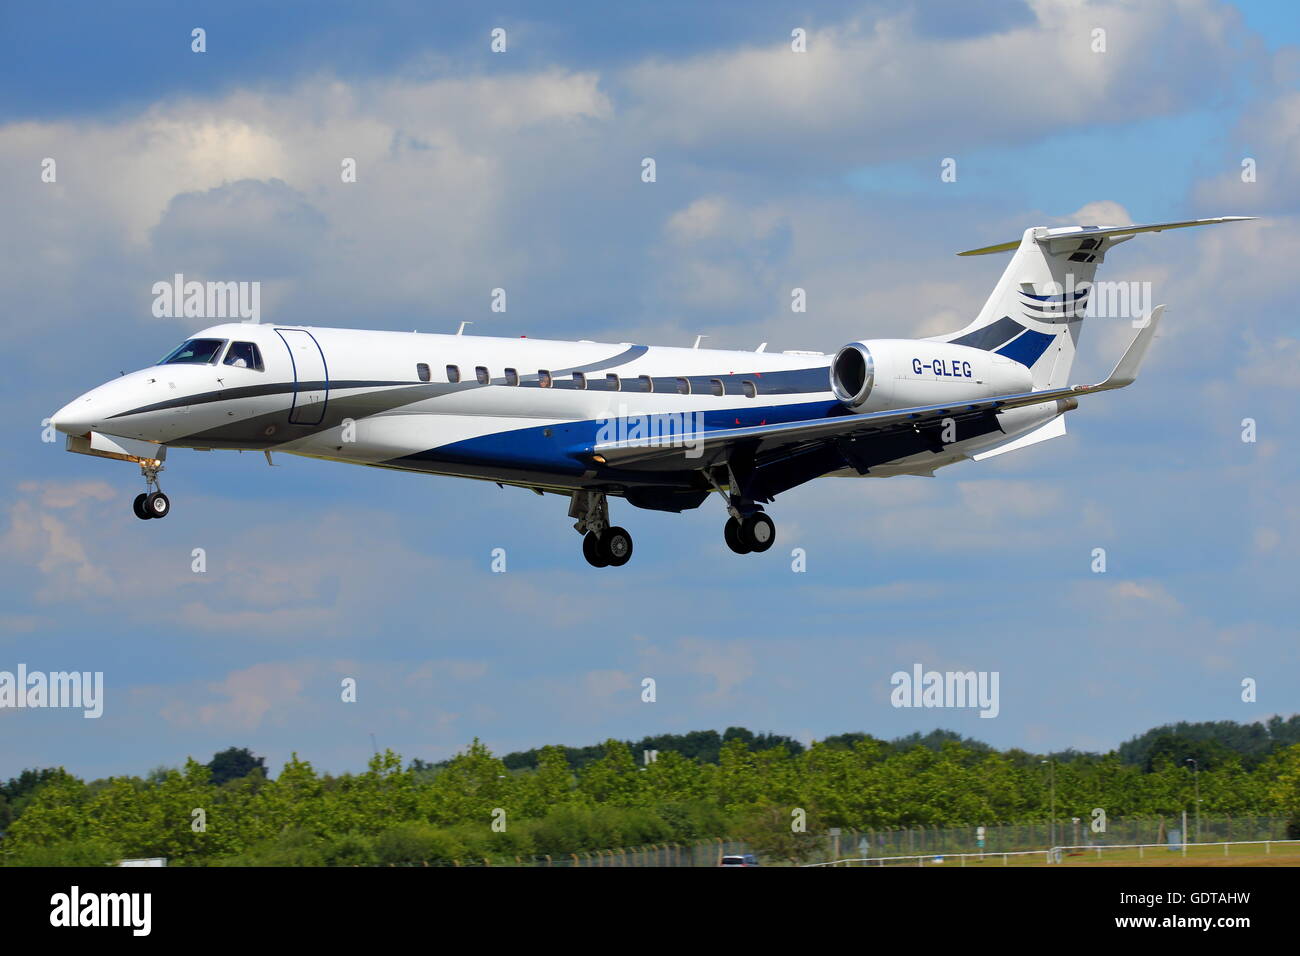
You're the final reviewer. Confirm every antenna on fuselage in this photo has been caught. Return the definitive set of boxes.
[693,334,708,349]
[457,321,473,335]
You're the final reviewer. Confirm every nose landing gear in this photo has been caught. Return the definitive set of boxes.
[132,460,170,520]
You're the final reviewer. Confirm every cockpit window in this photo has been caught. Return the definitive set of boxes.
[159,338,227,365]
[223,341,264,371]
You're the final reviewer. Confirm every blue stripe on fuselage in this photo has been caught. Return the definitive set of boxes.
[392,399,845,474]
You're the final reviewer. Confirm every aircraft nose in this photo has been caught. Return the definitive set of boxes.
[51,390,105,437]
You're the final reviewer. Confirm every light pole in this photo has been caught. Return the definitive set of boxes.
[1041,758,1056,846]
[1186,758,1200,843]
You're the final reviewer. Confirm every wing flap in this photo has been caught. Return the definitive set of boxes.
[971,414,1066,461]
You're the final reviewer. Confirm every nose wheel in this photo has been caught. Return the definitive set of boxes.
[136,491,170,519]
[133,461,170,520]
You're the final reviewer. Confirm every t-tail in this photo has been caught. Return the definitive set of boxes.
[935,217,1255,389]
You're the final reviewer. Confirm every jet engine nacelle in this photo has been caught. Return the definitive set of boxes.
[830,338,1035,411]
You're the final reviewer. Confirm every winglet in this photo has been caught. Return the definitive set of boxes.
[1082,304,1164,392]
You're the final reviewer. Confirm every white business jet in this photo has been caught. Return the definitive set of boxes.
[52,216,1252,567]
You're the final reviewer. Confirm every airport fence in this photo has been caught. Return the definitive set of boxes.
[386,839,751,867]
[805,838,1300,867]
[842,814,1290,859]
[377,815,1291,867]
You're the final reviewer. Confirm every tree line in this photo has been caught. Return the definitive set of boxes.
[3,717,1299,866]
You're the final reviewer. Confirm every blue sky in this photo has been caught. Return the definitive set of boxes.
[2,0,1298,780]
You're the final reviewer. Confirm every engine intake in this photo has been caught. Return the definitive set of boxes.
[831,343,874,408]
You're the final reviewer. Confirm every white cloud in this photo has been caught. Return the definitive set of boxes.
[0,68,613,341]
[674,638,756,701]
[621,0,1249,168]
[1,481,119,599]
[195,660,308,731]
[1055,201,1133,226]
[1194,90,1300,214]
[1110,579,1182,612]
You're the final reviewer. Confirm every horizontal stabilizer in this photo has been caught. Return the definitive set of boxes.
[957,216,1256,256]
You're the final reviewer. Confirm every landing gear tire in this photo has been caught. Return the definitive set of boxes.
[132,493,152,520]
[742,512,775,552]
[571,491,632,568]
[145,491,170,519]
[600,526,633,567]
[724,517,751,554]
[582,532,609,568]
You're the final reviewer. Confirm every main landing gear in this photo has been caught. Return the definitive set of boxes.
[723,511,775,555]
[708,464,776,556]
[131,459,170,520]
[570,490,633,568]
[566,482,776,567]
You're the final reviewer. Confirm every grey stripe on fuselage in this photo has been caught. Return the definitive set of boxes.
[114,344,654,421]
[143,343,830,447]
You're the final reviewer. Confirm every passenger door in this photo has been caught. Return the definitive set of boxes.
[275,329,330,425]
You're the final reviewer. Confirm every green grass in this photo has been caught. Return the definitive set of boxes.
[845,842,1300,867]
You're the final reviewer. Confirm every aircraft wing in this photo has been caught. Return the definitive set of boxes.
[588,306,1163,472]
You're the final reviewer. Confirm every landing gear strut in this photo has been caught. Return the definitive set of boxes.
[132,460,170,520]
[570,490,633,567]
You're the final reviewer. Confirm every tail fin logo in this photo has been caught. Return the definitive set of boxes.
[1019,286,1089,320]
[950,315,1058,367]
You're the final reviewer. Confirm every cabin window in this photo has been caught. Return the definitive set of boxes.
[638,375,654,393]
[709,378,724,396]
[572,372,587,389]
[446,364,461,383]
[538,370,553,388]
[416,363,431,382]
[742,380,757,398]
[606,373,621,391]
[675,377,691,395]
[476,366,490,385]
[159,338,226,366]
[223,341,264,371]
[504,368,519,386]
